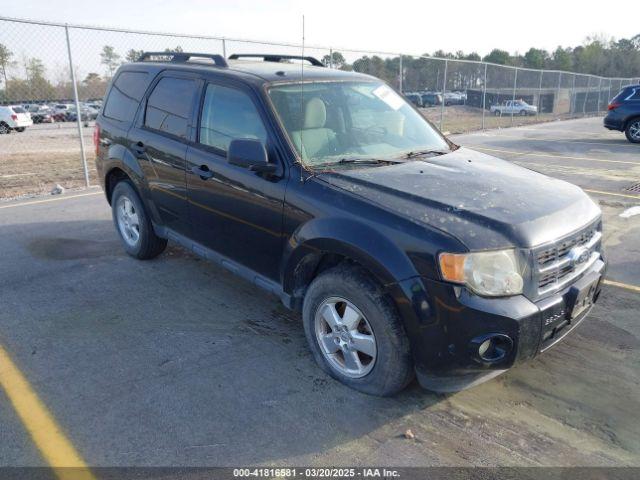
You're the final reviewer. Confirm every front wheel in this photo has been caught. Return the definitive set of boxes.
[111,180,167,259]
[625,119,640,143]
[302,264,414,396]
[15,127,26,132]
[0,123,10,134]
[519,110,527,116]
[494,110,501,116]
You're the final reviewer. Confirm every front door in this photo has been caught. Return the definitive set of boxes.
[186,81,287,281]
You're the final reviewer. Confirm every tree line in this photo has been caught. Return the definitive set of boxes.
[0,45,184,103]
[324,34,640,78]
[1,35,638,103]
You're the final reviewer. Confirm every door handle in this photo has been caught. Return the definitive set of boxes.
[131,141,146,156]
[192,165,214,180]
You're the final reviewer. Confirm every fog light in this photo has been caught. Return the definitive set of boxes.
[478,339,492,358]
[469,334,513,364]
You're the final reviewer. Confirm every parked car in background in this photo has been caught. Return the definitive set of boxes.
[490,99,537,116]
[421,92,442,106]
[404,93,423,107]
[604,84,640,143]
[443,92,464,106]
[53,104,74,120]
[65,107,92,122]
[0,105,33,133]
[29,106,55,124]
[83,105,100,120]
[84,103,103,113]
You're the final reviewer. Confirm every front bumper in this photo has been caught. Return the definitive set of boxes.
[389,257,606,392]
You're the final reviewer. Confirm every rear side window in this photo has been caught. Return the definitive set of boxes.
[626,88,640,101]
[12,107,26,113]
[144,77,197,138]
[198,84,267,151]
[103,71,150,122]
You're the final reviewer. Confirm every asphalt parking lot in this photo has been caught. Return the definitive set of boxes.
[0,117,639,469]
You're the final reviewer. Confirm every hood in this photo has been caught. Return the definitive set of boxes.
[318,147,600,250]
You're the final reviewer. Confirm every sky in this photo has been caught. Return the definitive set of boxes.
[3,0,639,58]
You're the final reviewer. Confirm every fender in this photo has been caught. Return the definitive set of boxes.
[282,217,419,293]
[281,217,437,358]
[103,144,163,227]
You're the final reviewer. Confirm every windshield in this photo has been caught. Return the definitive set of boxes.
[268,81,450,166]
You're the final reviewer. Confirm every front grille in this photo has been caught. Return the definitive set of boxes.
[532,220,602,296]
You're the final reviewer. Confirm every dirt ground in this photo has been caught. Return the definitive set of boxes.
[0,123,97,199]
[421,105,566,133]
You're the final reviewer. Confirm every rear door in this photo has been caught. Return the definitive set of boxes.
[128,72,200,235]
[185,80,288,282]
[99,69,151,164]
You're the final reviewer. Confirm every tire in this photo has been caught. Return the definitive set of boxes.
[15,127,25,132]
[519,110,526,116]
[0,122,10,134]
[494,110,501,116]
[111,180,167,259]
[302,264,414,396]
[625,118,640,144]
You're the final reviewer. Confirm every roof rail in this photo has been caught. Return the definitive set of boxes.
[227,53,324,67]
[137,52,228,67]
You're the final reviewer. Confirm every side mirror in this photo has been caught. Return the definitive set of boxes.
[227,139,276,174]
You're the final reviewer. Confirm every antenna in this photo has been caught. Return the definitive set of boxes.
[299,14,305,181]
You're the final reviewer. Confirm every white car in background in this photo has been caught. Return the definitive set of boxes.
[0,105,34,134]
[490,99,538,116]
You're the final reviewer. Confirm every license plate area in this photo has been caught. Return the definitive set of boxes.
[566,272,601,320]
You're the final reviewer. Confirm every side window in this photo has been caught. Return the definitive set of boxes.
[144,77,197,138]
[103,71,149,122]
[199,84,267,151]
[627,89,640,101]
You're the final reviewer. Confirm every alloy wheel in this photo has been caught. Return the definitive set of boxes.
[116,195,140,247]
[314,297,377,378]
[629,121,640,141]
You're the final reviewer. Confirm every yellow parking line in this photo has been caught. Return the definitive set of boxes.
[473,146,638,165]
[0,345,95,479]
[584,189,640,200]
[0,191,101,210]
[604,279,640,293]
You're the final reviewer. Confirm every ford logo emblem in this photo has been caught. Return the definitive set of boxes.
[568,246,590,266]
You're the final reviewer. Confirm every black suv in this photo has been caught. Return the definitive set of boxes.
[604,84,640,143]
[95,52,606,396]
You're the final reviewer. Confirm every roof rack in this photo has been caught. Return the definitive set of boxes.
[227,54,324,67]
[137,52,228,67]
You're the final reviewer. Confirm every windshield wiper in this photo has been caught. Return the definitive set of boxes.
[314,157,403,168]
[400,149,449,159]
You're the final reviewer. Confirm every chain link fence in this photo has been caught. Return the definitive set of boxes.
[1,16,639,199]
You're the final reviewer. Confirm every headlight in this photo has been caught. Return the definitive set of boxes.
[439,249,524,296]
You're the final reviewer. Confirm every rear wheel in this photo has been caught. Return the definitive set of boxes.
[0,123,10,134]
[302,264,414,396]
[519,110,527,116]
[15,127,25,132]
[625,119,640,143]
[494,110,501,116]
[111,180,167,259]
